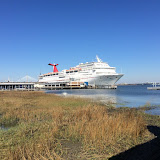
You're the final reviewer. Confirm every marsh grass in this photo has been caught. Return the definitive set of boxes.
[0,91,152,159]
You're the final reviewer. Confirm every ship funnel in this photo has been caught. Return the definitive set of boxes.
[48,63,59,72]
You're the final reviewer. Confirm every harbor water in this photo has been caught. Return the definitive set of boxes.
[46,84,160,115]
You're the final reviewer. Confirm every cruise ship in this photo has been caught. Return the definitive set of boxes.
[38,56,123,88]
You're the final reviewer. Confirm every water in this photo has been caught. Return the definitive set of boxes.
[145,107,160,115]
[46,84,160,115]
[0,125,9,131]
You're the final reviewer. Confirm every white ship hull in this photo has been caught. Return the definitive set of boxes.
[38,56,124,88]
[86,74,123,86]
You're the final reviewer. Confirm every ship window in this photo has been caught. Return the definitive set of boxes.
[70,78,75,81]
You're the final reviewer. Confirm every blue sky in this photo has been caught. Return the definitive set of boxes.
[0,0,160,83]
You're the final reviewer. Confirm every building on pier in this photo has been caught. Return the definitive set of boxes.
[0,82,35,91]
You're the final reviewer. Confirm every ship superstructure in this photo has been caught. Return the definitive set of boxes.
[38,56,123,88]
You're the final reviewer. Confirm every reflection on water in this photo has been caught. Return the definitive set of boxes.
[46,84,160,115]
[47,89,119,106]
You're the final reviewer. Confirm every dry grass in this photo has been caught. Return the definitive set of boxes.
[0,91,152,159]
[61,106,149,157]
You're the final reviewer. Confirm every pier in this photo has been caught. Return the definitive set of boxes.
[147,82,160,90]
[0,81,118,91]
[147,87,160,90]
[35,82,87,90]
[0,82,35,91]
[0,82,86,91]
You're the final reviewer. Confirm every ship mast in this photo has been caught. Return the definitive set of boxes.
[96,55,102,63]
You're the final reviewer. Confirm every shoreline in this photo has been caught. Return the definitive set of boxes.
[46,90,160,116]
[0,91,160,159]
